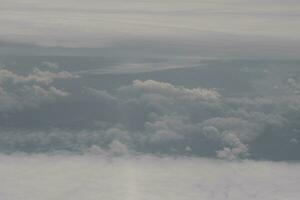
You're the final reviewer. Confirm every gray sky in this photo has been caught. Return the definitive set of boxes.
[0,0,299,160]
[1,0,300,58]
[1,1,300,199]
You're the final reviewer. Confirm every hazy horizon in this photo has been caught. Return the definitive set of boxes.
[0,0,300,199]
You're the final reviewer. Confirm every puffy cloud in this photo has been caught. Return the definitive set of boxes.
[0,76,299,160]
[0,85,68,112]
[0,68,77,85]
[115,80,264,158]
[108,140,129,156]
[20,85,69,107]
[0,68,75,112]
[40,61,60,69]
[216,133,249,160]
[290,138,299,145]
[83,87,117,102]
[287,77,300,94]
[0,80,254,158]
[119,80,221,101]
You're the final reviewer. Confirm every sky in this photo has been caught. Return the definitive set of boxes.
[1,0,300,58]
[0,0,300,199]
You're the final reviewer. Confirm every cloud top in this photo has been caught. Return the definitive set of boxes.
[0,154,300,200]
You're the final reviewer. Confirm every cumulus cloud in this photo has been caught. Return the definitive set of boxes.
[0,79,283,159]
[83,87,117,102]
[0,68,76,112]
[0,85,68,112]
[0,69,299,160]
[216,133,249,160]
[0,68,77,85]
[90,79,300,159]
[119,80,220,101]
[40,61,60,69]
[287,77,300,94]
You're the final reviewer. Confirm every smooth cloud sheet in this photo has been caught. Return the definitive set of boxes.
[1,0,300,58]
[0,154,299,200]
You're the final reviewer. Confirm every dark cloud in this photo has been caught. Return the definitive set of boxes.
[0,58,299,160]
[0,60,299,161]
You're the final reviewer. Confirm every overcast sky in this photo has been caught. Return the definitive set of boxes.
[1,0,300,58]
[1,1,300,199]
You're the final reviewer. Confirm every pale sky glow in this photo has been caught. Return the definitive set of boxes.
[1,0,300,48]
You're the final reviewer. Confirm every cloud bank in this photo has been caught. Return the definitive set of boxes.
[0,65,299,161]
[0,154,299,200]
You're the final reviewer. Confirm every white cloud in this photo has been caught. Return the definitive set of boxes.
[0,68,78,85]
[0,68,75,111]
[0,85,69,112]
[216,133,249,160]
[108,140,129,156]
[0,154,299,200]
[120,80,221,101]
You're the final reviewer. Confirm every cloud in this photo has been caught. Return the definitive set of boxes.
[90,79,300,159]
[108,140,129,156]
[0,85,69,112]
[119,80,220,101]
[0,68,77,85]
[287,77,300,94]
[0,80,264,158]
[0,68,76,112]
[0,154,300,200]
[1,0,300,58]
[40,61,60,69]
[0,80,224,155]
[0,74,299,160]
[83,87,117,102]
[216,133,249,160]
[20,85,69,107]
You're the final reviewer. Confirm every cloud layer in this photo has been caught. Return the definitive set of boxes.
[0,154,299,200]
[0,62,300,161]
[1,0,300,58]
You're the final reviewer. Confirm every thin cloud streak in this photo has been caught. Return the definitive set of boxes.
[1,0,299,57]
